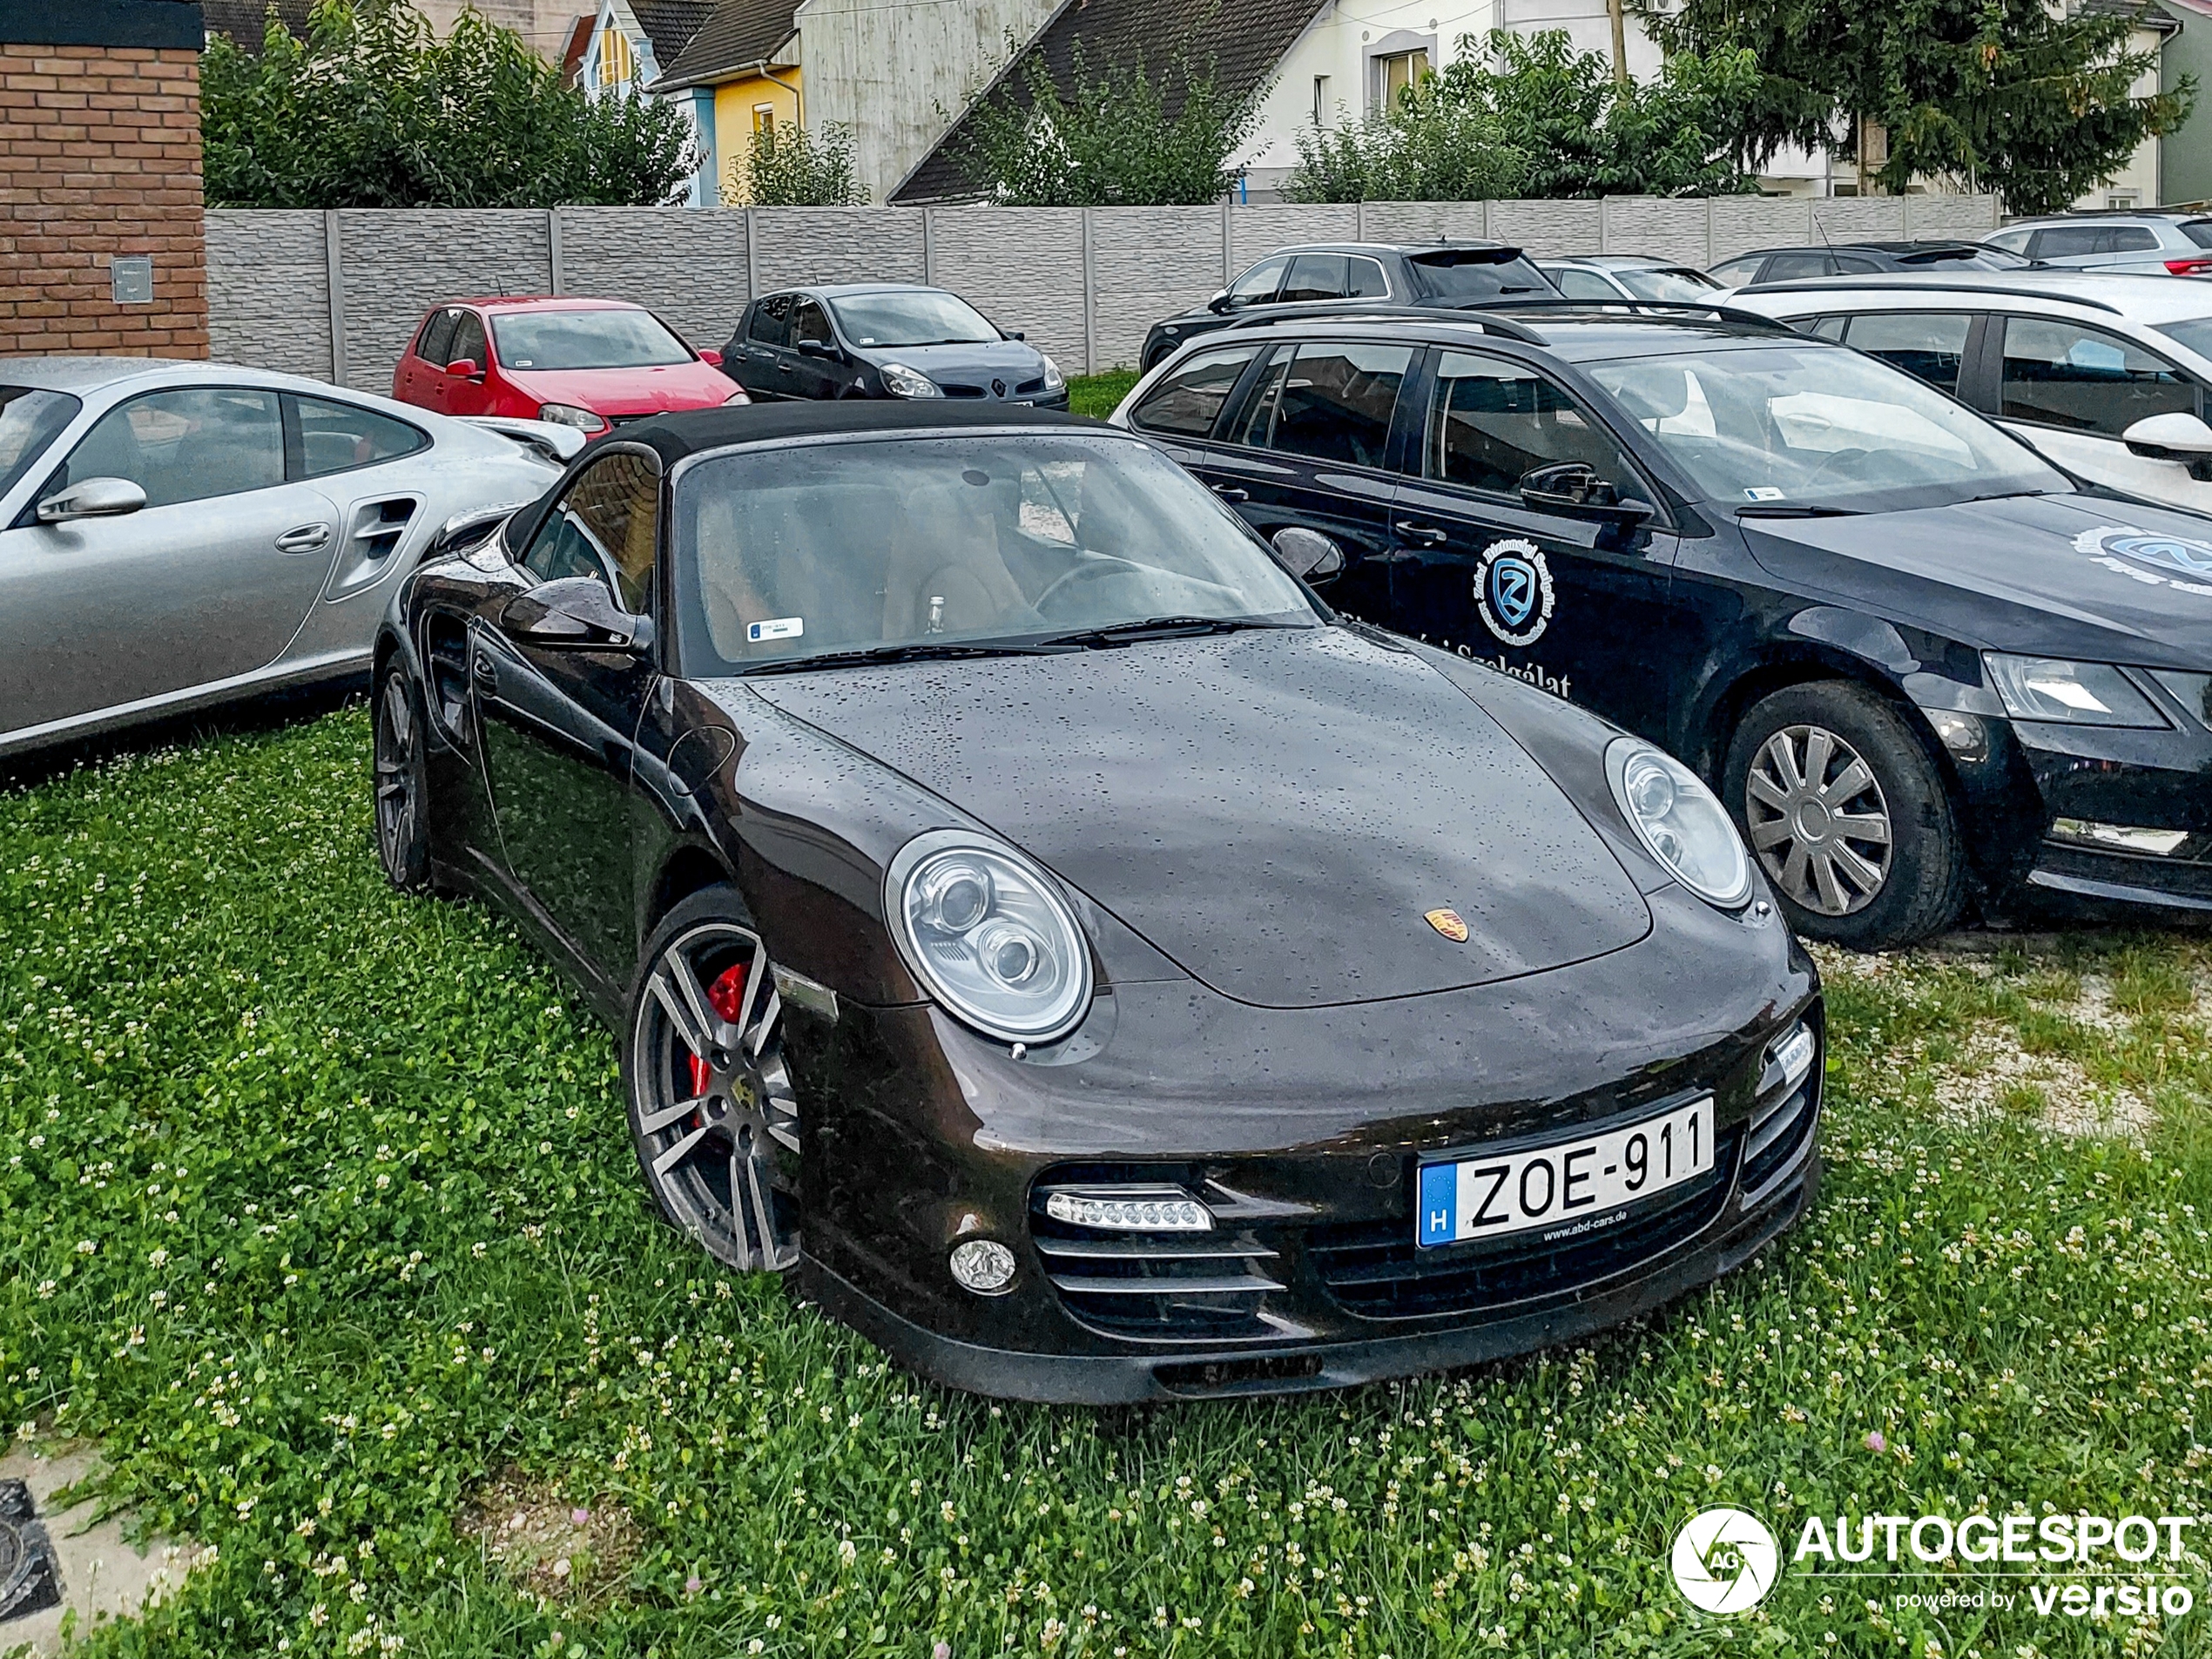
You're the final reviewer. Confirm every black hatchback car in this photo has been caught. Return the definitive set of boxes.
[722,283,1069,410]
[370,401,1819,1402]
[1711,241,2034,287]
[1114,305,2212,948]
[1138,242,1555,369]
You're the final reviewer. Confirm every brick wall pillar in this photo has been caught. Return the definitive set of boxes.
[0,40,209,357]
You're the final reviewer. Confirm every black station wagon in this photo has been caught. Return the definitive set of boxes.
[1114,305,2212,948]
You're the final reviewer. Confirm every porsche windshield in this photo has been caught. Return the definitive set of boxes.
[1586,344,2070,514]
[0,386,80,502]
[673,433,1318,673]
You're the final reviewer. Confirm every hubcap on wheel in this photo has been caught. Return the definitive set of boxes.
[1744,724,1893,916]
[632,921,799,1271]
[374,678,417,874]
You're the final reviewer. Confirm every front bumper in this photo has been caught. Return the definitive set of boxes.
[2002,715,2212,916]
[786,897,1822,1401]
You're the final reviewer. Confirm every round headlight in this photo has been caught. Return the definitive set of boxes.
[886,830,1093,1043]
[1605,738,1752,909]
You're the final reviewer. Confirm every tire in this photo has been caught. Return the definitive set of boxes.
[372,664,434,894]
[623,886,801,1272]
[1723,681,1965,951]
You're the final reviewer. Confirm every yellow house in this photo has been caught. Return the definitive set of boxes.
[648,0,804,206]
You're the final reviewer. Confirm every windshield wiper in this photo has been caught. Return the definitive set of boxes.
[1734,503,1863,519]
[740,640,1071,675]
[1035,616,1306,649]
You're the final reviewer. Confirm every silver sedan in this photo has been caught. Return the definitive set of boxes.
[0,358,580,758]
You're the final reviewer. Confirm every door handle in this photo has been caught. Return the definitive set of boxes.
[1396,522,1450,545]
[275,523,333,555]
[471,653,496,691]
[1211,484,1250,502]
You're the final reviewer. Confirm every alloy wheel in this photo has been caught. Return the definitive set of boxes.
[1743,723,1894,916]
[631,921,799,1271]
[373,674,421,883]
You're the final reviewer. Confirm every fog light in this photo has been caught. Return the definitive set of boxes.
[1768,1021,1817,1094]
[948,1238,1016,1295]
[1043,1190,1212,1231]
[1927,709,1987,762]
[2048,819,2192,858]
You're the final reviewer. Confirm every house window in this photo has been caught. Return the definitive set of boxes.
[1376,48,1429,107]
[1312,75,1330,127]
[2107,190,2141,210]
[753,103,776,133]
[597,26,634,87]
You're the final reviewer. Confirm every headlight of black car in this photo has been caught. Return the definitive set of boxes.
[1605,738,1752,910]
[886,830,1094,1044]
[1985,654,2164,728]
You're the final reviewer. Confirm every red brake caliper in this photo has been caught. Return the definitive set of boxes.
[685,961,750,1100]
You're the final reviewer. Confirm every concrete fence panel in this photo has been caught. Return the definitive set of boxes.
[336,208,553,394]
[1709,195,1810,263]
[1902,194,2003,240]
[1490,198,1603,257]
[206,210,330,381]
[1231,204,1359,273]
[559,207,750,352]
[1810,197,1907,243]
[752,206,927,293]
[1091,205,1225,372]
[927,206,1087,373]
[1601,198,1710,266]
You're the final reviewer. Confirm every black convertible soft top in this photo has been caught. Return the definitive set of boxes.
[503,401,1107,556]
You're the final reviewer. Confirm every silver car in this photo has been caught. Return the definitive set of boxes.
[0,358,577,758]
[1983,211,2212,277]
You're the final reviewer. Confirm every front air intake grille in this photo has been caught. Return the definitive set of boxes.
[1015,375,1046,396]
[1307,1129,1743,1321]
[939,382,987,398]
[1031,1173,1282,1340]
[1741,1021,1821,1204]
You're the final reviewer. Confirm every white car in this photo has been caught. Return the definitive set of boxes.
[1730,272,2212,513]
[0,358,582,759]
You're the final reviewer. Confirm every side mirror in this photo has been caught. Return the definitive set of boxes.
[698,347,723,368]
[2123,411,2212,460]
[37,475,146,524]
[795,338,837,360]
[446,357,480,379]
[1206,289,1234,314]
[500,576,655,654]
[1518,462,1654,527]
[1272,525,1345,584]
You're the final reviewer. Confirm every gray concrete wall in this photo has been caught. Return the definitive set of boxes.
[205,193,2001,387]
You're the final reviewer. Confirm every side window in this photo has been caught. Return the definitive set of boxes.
[448,311,488,368]
[1345,256,1389,299]
[1553,268,1620,301]
[792,299,834,347]
[1224,256,1287,308]
[53,387,284,509]
[1763,252,1834,281]
[747,294,792,345]
[2027,226,2104,259]
[1835,255,1885,274]
[1984,227,2033,255]
[1708,254,1766,286]
[291,395,429,477]
[1804,315,1850,341]
[1842,312,1973,395]
[1239,341,1412,468]
[540,448,662,612]
[416,308,461,367]
[2107,226,2160,253]
[1426,350,1636,496]
[1998,316,2196,435]
[1127,344,1262,438]
[1279,254,1349,304]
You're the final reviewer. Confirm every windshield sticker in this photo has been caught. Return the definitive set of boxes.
[2074,526,2212,597]
[748,617,805,643]
[1474,538,1555,648]
[1743,486,1787,502]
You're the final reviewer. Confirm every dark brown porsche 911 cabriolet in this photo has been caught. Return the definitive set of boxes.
[371,401,1821,1402]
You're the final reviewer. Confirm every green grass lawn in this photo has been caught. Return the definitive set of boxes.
[1068,372,1139,420]
[3,710,2209,1659]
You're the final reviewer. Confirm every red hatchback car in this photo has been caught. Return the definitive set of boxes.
[391,297,745,437]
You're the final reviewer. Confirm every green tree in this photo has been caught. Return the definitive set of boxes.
[1640,0,2195,213]
[1286,30,1760,203]
[202,0,701,209]
[726,122,867,206]
[954,38,1268,206]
